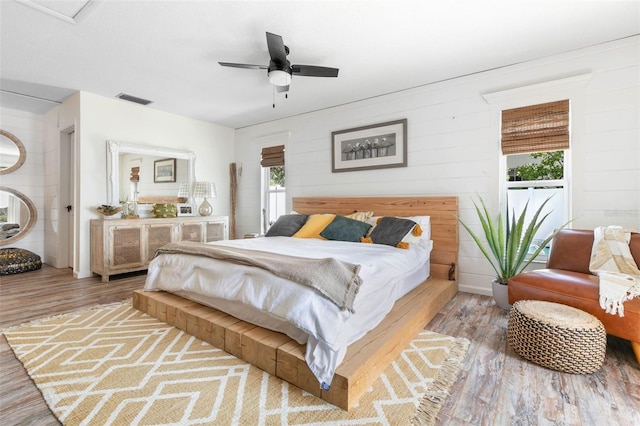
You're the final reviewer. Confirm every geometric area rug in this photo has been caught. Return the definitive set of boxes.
[3,301,469,426]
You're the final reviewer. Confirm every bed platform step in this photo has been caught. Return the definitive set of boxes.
[133,276,457,410]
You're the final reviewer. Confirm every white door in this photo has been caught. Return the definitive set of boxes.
[67,130,75,268]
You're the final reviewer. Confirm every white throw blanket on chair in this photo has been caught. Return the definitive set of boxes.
[589,226,640,316]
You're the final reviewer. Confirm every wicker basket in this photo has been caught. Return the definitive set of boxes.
[0,248,42,275]
[507,300,606,374]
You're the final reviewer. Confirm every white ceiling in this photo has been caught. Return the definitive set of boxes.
[1,0,638,129]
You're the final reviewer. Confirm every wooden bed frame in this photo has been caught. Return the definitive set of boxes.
[133,196,459,410]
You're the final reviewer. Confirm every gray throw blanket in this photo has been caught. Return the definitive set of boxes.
[154,241,362,313]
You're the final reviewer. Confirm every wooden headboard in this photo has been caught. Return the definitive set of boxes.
[292,196,458,280]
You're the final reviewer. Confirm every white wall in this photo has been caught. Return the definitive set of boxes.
[234,36,640,296]
[54,91,234,278]
[0,107,45,255]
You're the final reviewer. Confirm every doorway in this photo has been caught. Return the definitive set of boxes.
[59,128,75,270]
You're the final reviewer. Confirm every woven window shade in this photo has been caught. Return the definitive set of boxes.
[260,145,285,167]
[501,100,569,155]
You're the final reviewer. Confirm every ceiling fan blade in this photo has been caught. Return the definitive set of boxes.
[291,65,339,78]
[276,85,289,93]
[218,62,268,70]
[266,32,288,65]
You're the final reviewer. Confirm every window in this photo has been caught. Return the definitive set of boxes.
[501,100,570,261]
[260,145,286,233]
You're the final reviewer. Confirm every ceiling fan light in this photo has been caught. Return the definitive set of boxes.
[268,70,292,86]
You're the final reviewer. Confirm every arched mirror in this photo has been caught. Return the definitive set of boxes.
[0,129,27,175]
[0,186,37,246]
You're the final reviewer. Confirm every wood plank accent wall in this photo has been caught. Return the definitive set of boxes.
[292,196,458,280]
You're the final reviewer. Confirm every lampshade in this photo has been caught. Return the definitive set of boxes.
[177,182,190,201]
[193,181,216,199]
[268,70,291,86]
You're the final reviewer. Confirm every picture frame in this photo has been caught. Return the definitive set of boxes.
[153,158,176,183]
[177,203,195,217]
[331,119,407,172]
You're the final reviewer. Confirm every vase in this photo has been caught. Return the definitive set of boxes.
[492,279,512,310]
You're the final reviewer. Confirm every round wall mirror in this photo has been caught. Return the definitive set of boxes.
[0,129,27,175]
[0,186,37,246]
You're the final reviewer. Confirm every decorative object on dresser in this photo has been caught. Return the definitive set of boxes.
[96,204,123,218]
[176,203,195,217]
[331,119,407,172]
[90,215,228,282]
[151,203,177,218]
[193,181,216,216]
[457,195,565,310]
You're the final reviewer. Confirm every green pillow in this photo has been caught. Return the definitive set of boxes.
[320,215,371,242]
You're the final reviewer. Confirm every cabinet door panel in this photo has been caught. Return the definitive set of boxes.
[146,224,174,261]
[111,227,143,267]
[205,222,226,242]
[180,223,203,242]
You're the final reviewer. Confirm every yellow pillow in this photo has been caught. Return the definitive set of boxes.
[293,214,336,239]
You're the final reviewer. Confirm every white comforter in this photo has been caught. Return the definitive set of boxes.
[144,237,431,389]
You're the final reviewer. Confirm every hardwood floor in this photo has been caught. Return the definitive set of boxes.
[1,266,638,425]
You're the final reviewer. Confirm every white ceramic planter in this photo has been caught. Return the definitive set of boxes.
[492,279,512,310]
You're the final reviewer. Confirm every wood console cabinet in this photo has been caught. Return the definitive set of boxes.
[91,216,228,282]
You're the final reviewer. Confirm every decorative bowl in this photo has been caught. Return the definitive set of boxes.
[96,205,123,217]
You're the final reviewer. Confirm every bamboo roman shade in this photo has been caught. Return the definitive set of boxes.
[501,99,570,155]
[260,145,285,167]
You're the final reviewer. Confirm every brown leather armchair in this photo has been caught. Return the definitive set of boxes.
[508,229,640,363]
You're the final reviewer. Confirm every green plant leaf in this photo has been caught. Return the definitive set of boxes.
[458,194,568,285]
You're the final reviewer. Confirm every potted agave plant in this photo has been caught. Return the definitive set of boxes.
[458,195,563,310]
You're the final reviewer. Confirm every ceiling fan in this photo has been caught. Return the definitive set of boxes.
[219,32,339,94]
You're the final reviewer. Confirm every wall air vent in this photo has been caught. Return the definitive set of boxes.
[115,93,153,106]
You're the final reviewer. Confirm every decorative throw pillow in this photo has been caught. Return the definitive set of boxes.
[366,215,428,246]
[293,214,336,239]
[363,216,418,248]
[265,214,309,237]
[152,203,177,218]
[345,211,374,222]
[320,215,372,242]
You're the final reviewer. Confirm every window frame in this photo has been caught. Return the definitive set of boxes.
[254,132,290,235]
[484,74,591,264]
[261,165,286,234]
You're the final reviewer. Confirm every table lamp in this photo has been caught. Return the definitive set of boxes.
[193,181,216,216]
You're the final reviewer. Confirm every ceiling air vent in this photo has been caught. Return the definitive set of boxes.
[115,93,153,106]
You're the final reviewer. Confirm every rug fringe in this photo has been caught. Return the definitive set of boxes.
[411,336,470,425]
[1,298,132,334]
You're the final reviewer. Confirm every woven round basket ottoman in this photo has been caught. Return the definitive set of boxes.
[0,248,42,275]
[507,300,606,374]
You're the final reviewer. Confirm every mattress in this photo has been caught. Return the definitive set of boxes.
[144,236,432,389]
